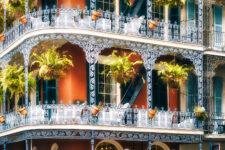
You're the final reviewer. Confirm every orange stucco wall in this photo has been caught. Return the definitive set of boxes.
[58,0,86,9]
[58,43,87,104]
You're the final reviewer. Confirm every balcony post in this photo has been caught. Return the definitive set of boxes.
[197,55,204,107]
[198,0,203,44]
[199,136,202,150]
[4,1,6,32]
[147,0,152,35]
[22,45,32,107]
[91,130,94,150]
[3,143,6,150]
[148,134,151,150]
[26,139,29,150]
[25,0,28,15]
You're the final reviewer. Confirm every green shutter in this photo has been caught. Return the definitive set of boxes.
[41,0,57,9]
[186,74,197,112]
[213,77,223,114]
[169,7,180,24]
[187,0,195,27]
[214,6,223,46]
[152,70,167,110]
[43,80,58,104]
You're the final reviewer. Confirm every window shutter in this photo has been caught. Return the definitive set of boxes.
[213,77,223,114]
[43,80,58,104]
[152,70,168,110]
[186,74,197,112]
[41,0,57,9]
[187,0,195,27]
[169,7,180,24]
[214,6,223,46]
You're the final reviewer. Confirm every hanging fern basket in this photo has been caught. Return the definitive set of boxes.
[154,0,186,7]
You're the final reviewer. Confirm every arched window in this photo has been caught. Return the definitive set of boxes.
[32,147,38,150]
[95,140,123,150]
[148,142,170,150]
[51,143,59,150]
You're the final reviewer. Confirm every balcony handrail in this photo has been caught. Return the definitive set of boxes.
[0,7,201,53]
[0,103,203,133]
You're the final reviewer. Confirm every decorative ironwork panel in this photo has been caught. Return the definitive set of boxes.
[198,0,203,44]
[0,129,202,145]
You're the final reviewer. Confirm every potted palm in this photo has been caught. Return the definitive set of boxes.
[158,59,193,111]
[195,106,207,121]
[102,50,143,85]
[0,64,36,110]
[31,48,74,80]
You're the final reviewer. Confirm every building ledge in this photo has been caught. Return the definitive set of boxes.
[0,28,205,59]
[0,124,204,138]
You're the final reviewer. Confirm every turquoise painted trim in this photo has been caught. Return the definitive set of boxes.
[213,77,223,114]
[186,74,197,112]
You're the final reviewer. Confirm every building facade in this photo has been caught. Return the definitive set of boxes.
[0,0,225,150]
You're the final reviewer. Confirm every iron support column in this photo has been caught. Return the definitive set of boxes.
[91,130,94,150]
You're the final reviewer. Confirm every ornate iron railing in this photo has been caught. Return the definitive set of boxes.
[205,112,225,134]
[0,102,203,132]
[0,7,201,53]
[207,31,225,51]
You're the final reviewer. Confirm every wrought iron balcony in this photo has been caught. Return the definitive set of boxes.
[0,102,203,133]
[207,31,225,51]
[205,112,225,134]
[0,7,201,53]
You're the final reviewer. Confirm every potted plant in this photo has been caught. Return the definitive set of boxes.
[0,34,4,42]
[18,107,27,115]
[92,102,104,115]
[19,16,27,24]
[149,20,158,30]
[149,109,157,119]
[31,48,74,80]
[0,64,36,110]
[158,59,193,111]
[154,0,186,7]
[195,106,207,121]
[102,50,143,85]
[92,9,102,21]
[0,116,4,123]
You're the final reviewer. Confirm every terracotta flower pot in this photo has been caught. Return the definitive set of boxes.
[0,34,5,42]
[0,116,5,123]
[92,11,100,21]
[19,107,27,115]
[92,106,100,115]
[19,16,27,24]
[148,20,158,30]
[149,109,156,119]
[195,112,202,118]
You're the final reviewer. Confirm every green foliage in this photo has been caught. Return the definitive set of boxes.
[0,0,37,33]
[0,64,36,106]
[154,0,185,7]
[158,59,193,89]
[102,50,143,85]
[31,48,74,80]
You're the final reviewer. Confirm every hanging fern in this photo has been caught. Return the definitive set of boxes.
[102,50,143,85]
[31,48,74,80]
[158,59,193,89]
